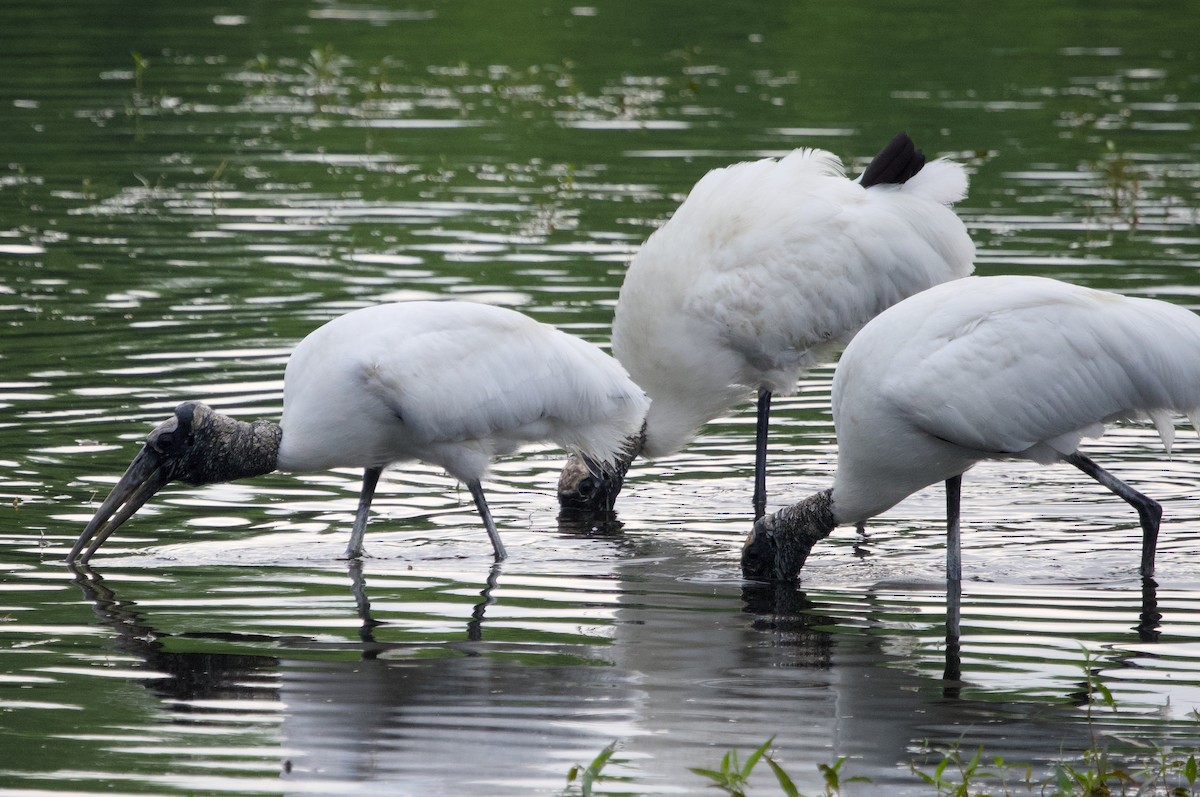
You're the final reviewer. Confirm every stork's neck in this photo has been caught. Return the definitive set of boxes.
[186,414,282,486]
[770,488,837,567]
[742,488,837,581]
[615,421,648,474]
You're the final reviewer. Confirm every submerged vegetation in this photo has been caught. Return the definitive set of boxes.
[232,42,698,126]
[1093,139,1142,227]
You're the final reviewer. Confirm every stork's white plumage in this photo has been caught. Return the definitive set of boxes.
[743,275,1200,582]
[278,302,648,479]
[69,301,649,563]
[559,133,975,516]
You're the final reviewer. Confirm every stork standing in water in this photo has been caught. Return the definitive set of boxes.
[742,275,1200,583]
[68,301,649,564]
[558,133,975,517]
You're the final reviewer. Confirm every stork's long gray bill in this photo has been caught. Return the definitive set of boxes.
[68,446,171,563]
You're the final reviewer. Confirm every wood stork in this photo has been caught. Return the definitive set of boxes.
[741,275,1200,583]
[68,301,650,564]
[558,133,975,517]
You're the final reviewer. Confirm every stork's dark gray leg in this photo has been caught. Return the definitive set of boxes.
[345,466,382,558]
[1064,452,1161,577]
[1138,576,1161,643]
[946,474,962,582]
[753,388,772,519]
[468,479,507,561]
[943,575,962,690]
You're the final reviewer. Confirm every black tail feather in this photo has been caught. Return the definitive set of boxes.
[858,132,925,188]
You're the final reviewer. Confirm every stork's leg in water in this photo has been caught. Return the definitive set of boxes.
[946,474,962,582]
[468,479,508,561]
[753,389,772,520]
[346,466,383,558]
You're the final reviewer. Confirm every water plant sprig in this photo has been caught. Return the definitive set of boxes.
[688,736,830,797]
[562,740,620,797]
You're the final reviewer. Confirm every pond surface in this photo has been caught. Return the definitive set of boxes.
[2,1,1200,794]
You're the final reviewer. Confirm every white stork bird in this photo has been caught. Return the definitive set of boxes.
[558,133,975,517]
[69,301,649,563]
[742,275,1200,582]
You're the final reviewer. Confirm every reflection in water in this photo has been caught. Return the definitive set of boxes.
[465,563,501,644]
[68,563,280,705]
[50,538,1200,796]
[348,556,502,649]
[347,559,382,651]
[924,574,1158,692]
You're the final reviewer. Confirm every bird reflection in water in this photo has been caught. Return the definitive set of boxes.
[739,567,1161,700]
[740,581,835,671]
[66,562,280,703]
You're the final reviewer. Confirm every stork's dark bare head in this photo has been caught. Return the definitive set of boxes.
[741,516,784,581]
[556,425,646,513]
[557,452,624,513]
[68,401,281,564]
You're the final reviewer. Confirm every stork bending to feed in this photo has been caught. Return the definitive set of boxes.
[558,133,975,517]
[742,275,1200,583]
[68,301,649,564]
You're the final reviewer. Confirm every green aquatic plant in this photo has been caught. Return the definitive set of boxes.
[1094,139,1140,226]
[129,50,149,142]
[124,49,174,143]
[208,159,228,214]
[1177,752,1199,794]
[1050,647,1133,796]
[130,50,148,94]
[564,711,1200,797]
[241,53,277,92]
[304,44,352,102]
[562,740,621,797]
[667,45,706,95]
[813,756,867,797]
[365,56,399,100]
[911,742,1038,797]
[689,737,811,797]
